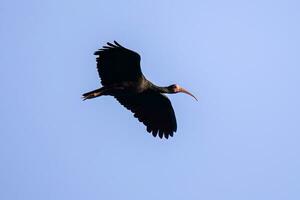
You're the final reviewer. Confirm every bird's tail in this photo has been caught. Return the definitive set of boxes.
[82,88,104,101]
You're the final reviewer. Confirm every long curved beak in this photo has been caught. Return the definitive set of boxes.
[178,87,198,101]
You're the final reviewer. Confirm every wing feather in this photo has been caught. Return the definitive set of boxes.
[114,90,177,139]
[94,41,142,86]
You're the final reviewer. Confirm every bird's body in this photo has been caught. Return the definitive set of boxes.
[83,41,196,139]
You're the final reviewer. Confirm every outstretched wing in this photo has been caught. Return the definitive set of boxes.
[114,90,177,139]
[94,41,143,86]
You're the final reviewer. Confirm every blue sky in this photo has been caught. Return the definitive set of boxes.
[1,0,300,199]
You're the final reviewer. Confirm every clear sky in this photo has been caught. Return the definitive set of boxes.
[1,0,300,199]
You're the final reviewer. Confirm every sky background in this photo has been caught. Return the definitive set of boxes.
[1,0,300,199]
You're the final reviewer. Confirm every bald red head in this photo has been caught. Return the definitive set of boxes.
[169,84,198,101]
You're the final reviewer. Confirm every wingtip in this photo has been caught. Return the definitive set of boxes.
[107,42,117,47]
[114,40,123,47]
[145,128,175,139]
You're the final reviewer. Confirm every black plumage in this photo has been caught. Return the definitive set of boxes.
[83,41,197,139]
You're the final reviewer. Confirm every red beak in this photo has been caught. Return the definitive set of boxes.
[178,87,198,101]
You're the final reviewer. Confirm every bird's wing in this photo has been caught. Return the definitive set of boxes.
[114,90,177,139]
[94,41,143,86]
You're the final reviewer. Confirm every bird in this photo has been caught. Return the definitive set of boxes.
[82,41,197,139]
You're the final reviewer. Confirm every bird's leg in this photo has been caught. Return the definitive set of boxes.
[82,87,108,100]
[82,85,125,100]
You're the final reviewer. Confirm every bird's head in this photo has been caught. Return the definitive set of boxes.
[168,84,198,101]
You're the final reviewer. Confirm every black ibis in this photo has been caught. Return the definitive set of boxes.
[82,41,197,139]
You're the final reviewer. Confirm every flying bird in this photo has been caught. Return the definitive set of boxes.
[82,41,197,139]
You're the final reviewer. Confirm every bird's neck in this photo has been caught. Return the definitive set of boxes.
[150,83,171,93]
